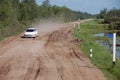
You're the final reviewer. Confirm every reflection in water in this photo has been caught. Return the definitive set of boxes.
[93,33,120,58]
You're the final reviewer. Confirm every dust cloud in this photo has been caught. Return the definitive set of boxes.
[35,19,65,35]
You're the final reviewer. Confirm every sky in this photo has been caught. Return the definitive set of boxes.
[36,0,120,14]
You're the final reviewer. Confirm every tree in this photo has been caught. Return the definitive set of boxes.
[42,0,50,8]
[100,8,120,31]
[0,0,94,39]
[19,0,39,21]
[99,8,107,19]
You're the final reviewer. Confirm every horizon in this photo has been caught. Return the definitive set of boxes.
[36,0,120,14]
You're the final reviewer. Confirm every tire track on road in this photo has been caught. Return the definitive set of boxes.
[0,20,106,80]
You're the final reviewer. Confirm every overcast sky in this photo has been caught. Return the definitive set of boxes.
[36,0,120,14]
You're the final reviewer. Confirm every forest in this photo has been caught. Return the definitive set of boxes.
[97,8,120,31]
[0,0,94,39]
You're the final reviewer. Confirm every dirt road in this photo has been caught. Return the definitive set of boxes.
[0,21,106,80]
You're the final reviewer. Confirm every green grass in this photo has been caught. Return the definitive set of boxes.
[74,19,120,80]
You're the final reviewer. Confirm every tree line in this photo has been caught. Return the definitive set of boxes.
[0,0,94,39]
[97,8,120,31]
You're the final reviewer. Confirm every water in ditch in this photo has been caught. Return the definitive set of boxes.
[93,33,120,58]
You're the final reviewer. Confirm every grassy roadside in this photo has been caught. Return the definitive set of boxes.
[74,19,120,80]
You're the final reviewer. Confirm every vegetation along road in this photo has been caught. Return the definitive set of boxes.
[0,20,106,80]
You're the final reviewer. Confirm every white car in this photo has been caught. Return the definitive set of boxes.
[24,28,38,38]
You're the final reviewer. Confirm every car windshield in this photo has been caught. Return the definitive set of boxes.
[26,29,35,32]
